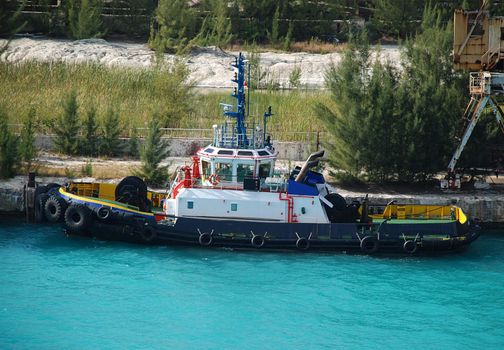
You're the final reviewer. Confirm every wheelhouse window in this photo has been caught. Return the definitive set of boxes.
[258,163,271,178]
[217,150,234,155]
[201,160,211,177]
[237,151,254,156]
[216,162,232,181]
[237,163,255,182]
[257,150,270,156]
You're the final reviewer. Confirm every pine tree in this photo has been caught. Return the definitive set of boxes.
[128,126,139,158]
[0,107,18,179]
[316,6,466,183]
[315,29,370,178]
[269,6,280,45]
[149,0,195,53]
[54,90,80,155]
[81,106,99,156]
[68,0,104,39]
[0,1,26,53]
[398,6,465,181]
[283,22,293,51]
[100,108,122,157]
[210,0,233,48]
[370,0,424,39]
[136,113,169,186]
[19,107,37,172]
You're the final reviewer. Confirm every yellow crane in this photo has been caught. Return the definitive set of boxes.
[442,0,504,190]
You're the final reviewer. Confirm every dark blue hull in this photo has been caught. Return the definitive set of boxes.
[54,187,480,255]
[80,215,480,255]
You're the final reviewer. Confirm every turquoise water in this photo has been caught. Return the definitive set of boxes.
[1,219,503,350]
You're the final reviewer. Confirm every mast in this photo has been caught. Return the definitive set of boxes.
[224,53,248,148]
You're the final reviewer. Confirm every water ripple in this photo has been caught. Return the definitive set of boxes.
[0,220,503,350]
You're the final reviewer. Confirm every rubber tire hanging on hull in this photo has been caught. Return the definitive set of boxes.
[296,237,310,251]
[64,204,92,233]
[96,206,112,221]
[360,236,379,254]
[403,240,417,254]
[199,232,213,246]
[44,195,67,223]
[140,225,157,242]
[251,235,265,248]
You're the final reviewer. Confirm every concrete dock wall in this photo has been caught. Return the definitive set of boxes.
[1,177,503,224]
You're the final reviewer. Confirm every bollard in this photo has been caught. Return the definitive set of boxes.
[25,172,36,222]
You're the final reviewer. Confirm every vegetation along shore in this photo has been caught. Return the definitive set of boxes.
[0,1,502,186]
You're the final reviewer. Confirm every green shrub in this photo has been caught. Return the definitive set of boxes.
[81,106,99,156]
[148,0,195,53]
[283,22,293,52]
[136,113,169,186]
[54,90,80,155]
[19,107,37,172]
[81,160,93,177]
[289,65,302,89]
[68,0,104,39]
[0,107,18,178]
[100,107,122,157]
[316,6,465,182]
[128,126,139,158]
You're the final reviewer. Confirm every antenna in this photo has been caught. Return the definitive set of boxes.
[221,52,248,147]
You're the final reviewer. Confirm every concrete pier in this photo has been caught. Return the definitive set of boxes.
[1,176,503,226]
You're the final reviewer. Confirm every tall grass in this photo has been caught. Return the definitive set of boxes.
[0,61,332,139]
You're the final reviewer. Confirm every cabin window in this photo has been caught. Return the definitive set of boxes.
[201,160,211,177]
[217,150,234,155]
[258,163,271,178]
[257,150,269,156]
[237,151,254,156]
[187,201,194,209]
[216,162,232,181]
[204,148,214,153]
[231,203,238,211]
[237,163,255,182]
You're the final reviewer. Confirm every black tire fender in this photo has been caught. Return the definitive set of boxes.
[251,235,265,248]
[360,236,379,254]
[122,224,135,236]
[45,183,61,195]
[199,232,213,246]
[403,240,417,254]
[34,193,50,223]
[140,225,157,242]
[296,237,310,251]
[44,195,67,223]
[64,204,92,233]
[96,206,112,221]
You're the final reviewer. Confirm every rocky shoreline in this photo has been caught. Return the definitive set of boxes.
[1,37,400,89]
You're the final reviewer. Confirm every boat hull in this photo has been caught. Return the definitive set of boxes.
[71,215,480,255]
[55,187,480,255]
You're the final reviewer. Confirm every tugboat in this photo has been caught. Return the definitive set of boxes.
[36,53,480,254]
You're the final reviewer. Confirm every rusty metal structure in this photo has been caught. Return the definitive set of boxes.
[442,1,504,190]
[453,7,504,71]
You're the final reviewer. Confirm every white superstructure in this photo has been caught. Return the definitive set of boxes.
[165,187,330,224]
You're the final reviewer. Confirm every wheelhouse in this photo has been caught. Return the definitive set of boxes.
[197,146,277,183]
